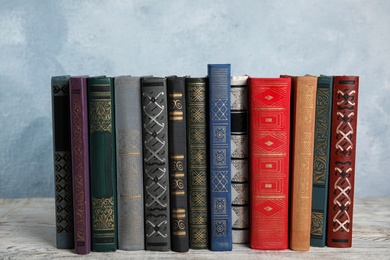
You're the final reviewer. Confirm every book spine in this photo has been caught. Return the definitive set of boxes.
[186,77,209,249]
[69,76,91,254]
[310,76,333,247]
[249,77,291,250]
[208,64,232,251]
[230,76,249,244]
[141,77,171,251]
[167,76,189,252]
[88,77,117,252]
[51,75,74,249]
[327,76,359,248]
[114,76,145,250]
[289,76,318,251]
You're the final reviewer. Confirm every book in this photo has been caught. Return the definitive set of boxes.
[248,77,291,250]
[230,76,249,244]
[69,76,91,254]
[208,64,232,251]
[327,76,359,248]
[141,77,171,251]
[167,76,190,252]
[284,75,318,251]
[51,75,74,249]
[186,77,209,249]
[88,76,118,252]
[114,76,145,250]
[310,76,333,247]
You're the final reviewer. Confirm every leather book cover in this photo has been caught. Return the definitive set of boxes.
[69,76,91,254]
[208,64,232,251]
[248,77,291,250]
[230,76,249,244]
[310,76,333,247]
[185,77,209,249]
[327,76,359,248]
[114,76,145,250]
[284,75,318,251]
[51,75,74,249]
[167,76,189,252]
[88,76,117,252]
[141,77,171,251]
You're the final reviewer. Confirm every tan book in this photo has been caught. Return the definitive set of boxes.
[282,75,317,251]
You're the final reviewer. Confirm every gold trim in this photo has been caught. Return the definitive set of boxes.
[254,108,285,111]
[171,191,185,195]
[171,155,184,159]
[170,116,183,120]
[254,153,286,156]
[172,213,186,218]
[172,209,186,213]
[170,173,185,178]
[254,195,286,199]
[173,231,186,236]
[120,195,142,199]
[169,111,183,115]
[169,93,183,97]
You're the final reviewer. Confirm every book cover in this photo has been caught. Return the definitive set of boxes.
[327,76,359,248]
[208,64,232,251]
[88,76,117,252]
[230,76,249,244]
[248,77,291,250]
[310,76,333,247]
[141,77,171,251]
[167,76,189,252]
[69,76,91,254]
[284,75,318,251]
[51,75,74,249]
[114,76,145,250]
[186,77,209,249]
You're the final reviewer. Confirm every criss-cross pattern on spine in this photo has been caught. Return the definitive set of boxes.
[143,92,166,163]
[145,167,167,208]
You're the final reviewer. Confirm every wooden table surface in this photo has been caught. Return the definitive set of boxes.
[0,197,389,259]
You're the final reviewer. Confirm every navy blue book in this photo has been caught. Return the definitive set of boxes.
[208,64,232,251]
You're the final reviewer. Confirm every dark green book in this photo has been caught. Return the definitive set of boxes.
[310,75,333,247]
[51,75,74,249]
[186,77,209,249]
[88,76,117,252]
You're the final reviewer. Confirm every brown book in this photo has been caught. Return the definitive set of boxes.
[327,76,359,247]
[282,75,317,251]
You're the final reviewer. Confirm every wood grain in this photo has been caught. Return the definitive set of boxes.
[0,197,389,259]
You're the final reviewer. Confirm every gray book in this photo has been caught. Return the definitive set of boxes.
[114,76,145,250]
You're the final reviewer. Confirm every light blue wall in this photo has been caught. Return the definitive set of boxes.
[1,0,389,198]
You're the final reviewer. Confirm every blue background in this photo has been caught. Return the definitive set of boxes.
[1,0,389,198]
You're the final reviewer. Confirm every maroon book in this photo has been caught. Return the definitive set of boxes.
[70,76,91,254]
[327,76,359,248]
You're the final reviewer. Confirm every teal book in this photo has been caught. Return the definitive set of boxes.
[88,76,118,252]
[310,75,333,247]
[51,75,74,249]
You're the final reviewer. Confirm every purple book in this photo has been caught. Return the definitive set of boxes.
[69,76,91,254]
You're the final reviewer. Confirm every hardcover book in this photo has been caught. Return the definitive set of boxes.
[141,77,171,251]
[186,77,209,249]
[69,76,91,254]
[88,76,117,252]
[283,75,318,251]
[51,75,74,249]
[230,76,249,244]
[248,77,291,250]
[310,76,333,247]
[167,76,189,252]
[327,76,359,248]
[208,64,232,251]
[114,76,145,250]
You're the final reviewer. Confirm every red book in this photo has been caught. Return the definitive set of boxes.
[249,77,291,250]
[327,76,359,247]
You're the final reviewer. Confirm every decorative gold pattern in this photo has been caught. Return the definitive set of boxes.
[91,197,115,230]
[89,100,112,133]
[311,211,324,236]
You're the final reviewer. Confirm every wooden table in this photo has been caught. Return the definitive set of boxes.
[0,197,389,259]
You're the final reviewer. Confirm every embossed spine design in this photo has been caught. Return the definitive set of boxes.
[51,75,74,249]
[327,76,359,248]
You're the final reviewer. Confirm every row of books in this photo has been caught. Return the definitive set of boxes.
[51,64,359,255]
